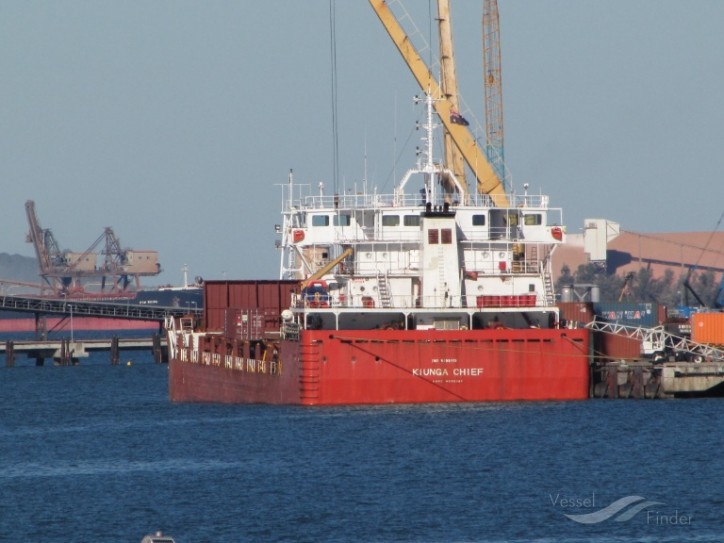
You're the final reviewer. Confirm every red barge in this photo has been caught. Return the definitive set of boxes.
[166,93,591,405]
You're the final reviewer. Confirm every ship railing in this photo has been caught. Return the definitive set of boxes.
[164,316,176,333]
[225,309,281,341]
[506,193,550,209]
[460,255,541,276]
[293,292,543,310]
[285,190,556,212]
[284,192,516,212]
[374,230,426,243]
[281,321,300,341]
[311,229,422,244]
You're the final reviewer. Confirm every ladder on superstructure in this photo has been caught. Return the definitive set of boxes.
[438,246,447,307]
[542,270,555,306]
[377,272,392,308]
[528,245,555,306]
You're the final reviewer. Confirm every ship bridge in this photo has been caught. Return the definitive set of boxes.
[276,94,565,333]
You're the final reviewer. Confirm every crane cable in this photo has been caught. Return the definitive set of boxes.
[329,0,340,195]
[694,210,724,269]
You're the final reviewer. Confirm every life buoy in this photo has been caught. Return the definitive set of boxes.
[308,280,328,290]
[304,280,329,308]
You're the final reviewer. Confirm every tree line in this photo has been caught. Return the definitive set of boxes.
[555,263,723,308]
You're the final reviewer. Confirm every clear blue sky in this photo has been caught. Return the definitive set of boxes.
[2,1,723,284]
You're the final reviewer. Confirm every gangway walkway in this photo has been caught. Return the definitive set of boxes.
[585,317,724,363]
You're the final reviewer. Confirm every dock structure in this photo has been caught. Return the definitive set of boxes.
[2,336,167,366]
[586,319,724,398]
[0,295,196,366]
[0,294,201,323]
[592,360,724,399]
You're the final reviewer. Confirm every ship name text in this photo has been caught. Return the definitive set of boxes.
[412,367,484,377]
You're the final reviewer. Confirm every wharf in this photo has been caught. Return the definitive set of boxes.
[2,336,166,366]
[0,294,202,321]
[591,360,724,399]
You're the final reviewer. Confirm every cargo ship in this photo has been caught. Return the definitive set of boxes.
[166,94,591,405]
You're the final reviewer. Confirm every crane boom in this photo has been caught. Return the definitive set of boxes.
[483,0,506,186]
[25,200,52,276]
[436,0,466,192]
[368,0,509,207]
[24,200,161,295]
[300,247,354,290]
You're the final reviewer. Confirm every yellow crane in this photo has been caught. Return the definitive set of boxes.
[436,0,466,196]
[300,247,354,290]
[368,0,509,207]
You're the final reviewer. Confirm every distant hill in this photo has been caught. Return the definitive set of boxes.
[0,253,41,287]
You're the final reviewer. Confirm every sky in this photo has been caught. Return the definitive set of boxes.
[2,1,723,285]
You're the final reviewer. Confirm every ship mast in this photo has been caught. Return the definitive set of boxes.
[397,93,465,203]
[368,0,510,207]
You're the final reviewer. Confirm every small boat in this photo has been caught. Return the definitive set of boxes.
[140,531,176,543]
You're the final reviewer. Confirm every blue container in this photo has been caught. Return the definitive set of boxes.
[593,302,660,328]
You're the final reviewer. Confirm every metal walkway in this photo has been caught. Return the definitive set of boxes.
[585,317,724,363]
[0,295,202,322]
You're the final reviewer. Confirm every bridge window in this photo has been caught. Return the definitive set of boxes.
[524,214,542,226]
[382,215,400,227]
[312,215,330,227]
[472,214,486,226]
[333,214,351,226]
[404,215,421,226]
[503,212,519,226]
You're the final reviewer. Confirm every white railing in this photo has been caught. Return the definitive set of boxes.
[293,292,542,311]
[284,190,556,213]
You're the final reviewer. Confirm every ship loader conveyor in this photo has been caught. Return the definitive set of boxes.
[585,317,724,398]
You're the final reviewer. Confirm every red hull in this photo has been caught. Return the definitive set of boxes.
[0,316,160,334]
[169,328,590,405]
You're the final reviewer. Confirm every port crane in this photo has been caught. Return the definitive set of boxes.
[482,0,507,188]
[368,0,509,207]
[586,318,724,364]
[25,200,161,296]
[436,0,467,195]
[438,0,509,193]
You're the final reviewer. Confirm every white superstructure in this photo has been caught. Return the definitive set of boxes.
[277,95,566,332]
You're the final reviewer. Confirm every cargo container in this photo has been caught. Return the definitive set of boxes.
[557,302,594,328]
[593,302,663,329]
[691,312,724,346]
[203,280,298,333]
[594,332,642,362]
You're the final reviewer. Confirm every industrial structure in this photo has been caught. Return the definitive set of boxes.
[25,200,161,296]
[554,224,724,288]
